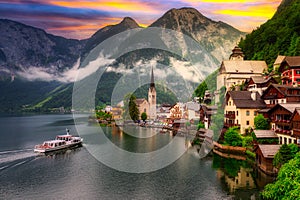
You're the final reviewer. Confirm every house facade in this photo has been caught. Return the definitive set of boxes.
[224,91,266,134]
[261,84,300,108]
[291,108,300,144]
[277,56,300,86]
[255,144,281,175]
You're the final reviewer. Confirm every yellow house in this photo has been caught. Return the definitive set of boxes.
[224,91,266,134]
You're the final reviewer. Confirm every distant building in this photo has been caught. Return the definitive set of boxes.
[148,67,157,120]
[224,91,266,134]
[199,105,218,129]
[185,101,201,120]
[134,68,157,120]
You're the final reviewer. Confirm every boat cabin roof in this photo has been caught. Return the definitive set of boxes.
[56,135,72,137]
[43,140,66,144]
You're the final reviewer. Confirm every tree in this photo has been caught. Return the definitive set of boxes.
[224,127,243,147]
[141,112,147,122]
[261,152,300,200]
[194,81,208,100]
[129,95,139,121]
[254,114,269,130]
[123,93,139,122]
[273,144,299,168]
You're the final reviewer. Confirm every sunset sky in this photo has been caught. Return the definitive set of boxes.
[0,0,282,39]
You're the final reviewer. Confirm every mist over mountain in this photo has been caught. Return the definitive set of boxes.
[0,7,245,112]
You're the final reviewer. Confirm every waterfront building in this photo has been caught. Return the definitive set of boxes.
[255,144,281,175]
[252,130,278,144]
[199,105,218,129]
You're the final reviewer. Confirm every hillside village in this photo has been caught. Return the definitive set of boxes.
[97,45,300,176]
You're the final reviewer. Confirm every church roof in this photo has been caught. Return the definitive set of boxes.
[221,61,267,74]
[135,98,148,105]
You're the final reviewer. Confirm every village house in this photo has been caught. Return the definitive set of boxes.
[224,91,266,134]
[185,101,201,120]
[216,47,268,99]
[199,104,218,129]
[244,76,277,95]
[261,84,300,108]
[290,108,300,145]
[267,103,300,144]
[169,103,186,120]
[277,56,300,86]
[255,144,281,175]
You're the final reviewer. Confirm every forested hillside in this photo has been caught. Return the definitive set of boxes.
[239,0,300,71]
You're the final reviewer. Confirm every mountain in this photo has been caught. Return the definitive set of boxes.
[0,8,245,112]
[0,19,85,76]
[81,17,141,61]
[239,0,300,71]
[150,8,245,62]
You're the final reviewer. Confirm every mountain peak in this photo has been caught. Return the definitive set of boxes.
[120,17,140,28]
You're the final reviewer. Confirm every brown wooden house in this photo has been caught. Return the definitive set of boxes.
[255,144,281,175]
[268,103,300,144]
[261,84,300,108]
[245,76,277,95]
[291,108,300,145]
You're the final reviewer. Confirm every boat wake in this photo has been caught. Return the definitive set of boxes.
[0,148,36,172]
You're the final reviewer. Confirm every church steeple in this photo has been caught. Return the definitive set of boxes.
[150,67,155,88]
[148,67,156,120]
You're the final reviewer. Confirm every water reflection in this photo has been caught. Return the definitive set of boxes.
[212,153,275,199]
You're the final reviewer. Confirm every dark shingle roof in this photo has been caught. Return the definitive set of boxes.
[228,91,266,109]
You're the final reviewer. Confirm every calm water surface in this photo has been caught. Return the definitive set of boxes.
[0,114,274,199]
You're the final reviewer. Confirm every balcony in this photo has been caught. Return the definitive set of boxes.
[225,113,236,119]
[273,119,291,125]
[224,123,240,128]
[275,129,291,135]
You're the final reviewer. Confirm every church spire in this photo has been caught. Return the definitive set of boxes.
[150,67,155,88]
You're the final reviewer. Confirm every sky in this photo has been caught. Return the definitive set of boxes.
[0,0,282,39]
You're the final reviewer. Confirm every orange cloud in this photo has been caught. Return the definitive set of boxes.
[214,4,276,18]
[50,0,160,13]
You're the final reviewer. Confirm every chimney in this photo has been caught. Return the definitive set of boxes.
[251,91,257,101]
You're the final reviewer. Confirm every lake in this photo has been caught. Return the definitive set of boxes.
[0,114,274,199]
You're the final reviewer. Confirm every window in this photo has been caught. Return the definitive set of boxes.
[246,121,250,125]
[236,111,239,116]
[144,108,146,113]
[254,111,257,116]
[246,110,250,116]
[296,70,300,75]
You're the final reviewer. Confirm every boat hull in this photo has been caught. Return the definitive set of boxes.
[34,141,82,153]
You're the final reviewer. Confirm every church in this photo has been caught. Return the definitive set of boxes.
[135,68,157,120]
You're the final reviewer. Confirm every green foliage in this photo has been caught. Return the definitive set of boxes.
[224,127,243,147]
[246,150,256,159]
[239,0,300,71]
[123,93,139,121]
[194,69,218,99]
[273,144,299,168]
[254,114,270,130]
[141,112,147,122]
[95,110,112,121]
[242,136,253,147]
[197,122,205,130]
[261,152,300,200]
[194,81,208,99]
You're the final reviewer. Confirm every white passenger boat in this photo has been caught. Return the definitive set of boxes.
[34,129,83,153]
